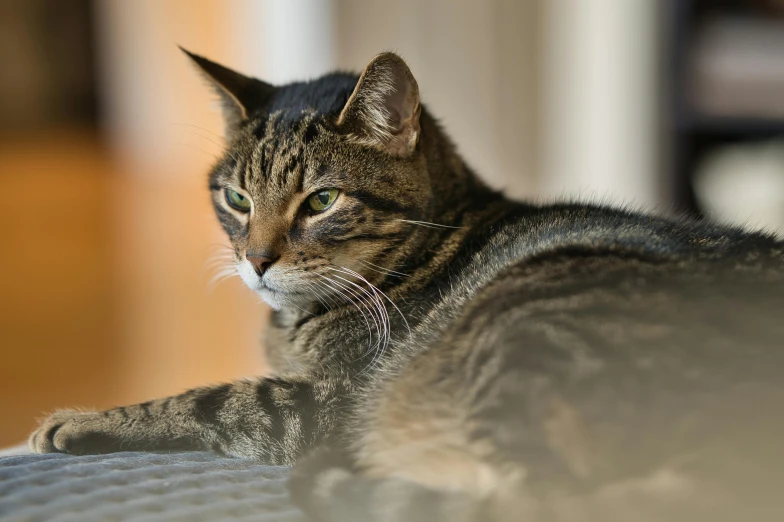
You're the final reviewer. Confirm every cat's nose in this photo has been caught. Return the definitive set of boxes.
[246,252,278,276]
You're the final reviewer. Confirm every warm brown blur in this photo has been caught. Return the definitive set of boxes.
[0,1,267,447]
[0,127,267,448]
[1,129,115,445]
[1,0,783,447]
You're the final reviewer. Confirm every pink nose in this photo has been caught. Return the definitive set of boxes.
[246,254,277,276]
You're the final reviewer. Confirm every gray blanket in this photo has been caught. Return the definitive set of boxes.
[0,451,304,521]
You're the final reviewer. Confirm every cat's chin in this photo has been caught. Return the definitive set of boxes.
[256,287,287,310]
[256,286,315,311]
[237,264,289,309]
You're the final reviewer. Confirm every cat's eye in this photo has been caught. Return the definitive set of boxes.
[225,189,251,212]
[307,189,339,212]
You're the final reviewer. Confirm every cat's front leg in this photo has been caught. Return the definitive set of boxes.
[30,377,346,464]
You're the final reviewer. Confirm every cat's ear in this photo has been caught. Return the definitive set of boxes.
[181,47,275,140]
[338,52,421,157]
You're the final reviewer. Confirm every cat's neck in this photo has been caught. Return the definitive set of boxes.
[418,108,503,226]
[370,110,513,296]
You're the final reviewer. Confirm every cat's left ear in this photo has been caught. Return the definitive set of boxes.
[338,52,421,157]
[181,47,275,140]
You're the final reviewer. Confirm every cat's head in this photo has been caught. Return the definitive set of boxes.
[185,50,435,310]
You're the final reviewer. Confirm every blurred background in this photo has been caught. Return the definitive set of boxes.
[1,0,783,447]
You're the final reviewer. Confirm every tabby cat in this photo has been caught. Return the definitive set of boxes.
[31,50,784,521]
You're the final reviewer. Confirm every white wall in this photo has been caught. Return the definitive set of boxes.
[336,0,541,200]
[539,0,661,209]
[229,0,337,84]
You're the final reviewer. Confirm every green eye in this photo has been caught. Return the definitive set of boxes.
[307,189,339,212]
[225,189,251,212]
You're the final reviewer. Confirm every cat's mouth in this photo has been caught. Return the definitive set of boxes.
[237,260,290,298]
[237,260,336,309]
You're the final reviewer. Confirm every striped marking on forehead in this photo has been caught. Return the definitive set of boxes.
[245,110,322,194]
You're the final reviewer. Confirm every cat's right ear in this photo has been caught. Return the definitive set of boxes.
[181,48,275,140]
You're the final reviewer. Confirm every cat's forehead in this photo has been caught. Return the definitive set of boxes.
[212,73,360,201]
[211,113,325,209]
[246,111,320,184]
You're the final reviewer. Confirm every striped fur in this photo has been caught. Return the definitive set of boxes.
[31,52,784,521]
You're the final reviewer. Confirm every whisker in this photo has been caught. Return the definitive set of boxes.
[203,244,238,293]
[315,274,380,364]
[321,270,388,371]
[302,279,336,312]
[169,122,225,141]
[176,142,221,161]
[327,266,394,374]
[333,266,411,337]
[395,219,462,230]
[184,129,227,150]
[357,263,400,280]
[203,245,236,269]
[204,251,235,265]
[319,273,382,343]
[280,294,316,318]
[328,266,411,374]
[170,123,243,161]
[314,273,373,327]
[206,266,239,293]
[359,260,410,278]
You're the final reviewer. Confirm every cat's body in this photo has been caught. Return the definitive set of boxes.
[31,51,784,521]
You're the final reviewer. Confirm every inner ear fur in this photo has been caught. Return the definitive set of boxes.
[338,52,421,157]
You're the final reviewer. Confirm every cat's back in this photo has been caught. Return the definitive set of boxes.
[442,202,784,420]
[474,202,783,273]
[354,203,784,498]
[401,201,783,359]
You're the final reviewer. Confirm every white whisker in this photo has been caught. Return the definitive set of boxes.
[169,122,225,141]
[302,279,334,312]
[320,273,382,343]
[203,244,239,293]
[176,142,222,161]
[206,267,239,293]
[170,123,244,162]
[395,219,462,230]
[359,260,410,278]
[327,266,404,375]
[185,130,227,151]
[322,270,388,373]
[280,294,316,317]
[315,274,376,334]
[333,266,411,336]
[339,265,410,375]
[315,273,380,367]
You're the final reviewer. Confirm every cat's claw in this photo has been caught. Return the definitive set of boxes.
[29,410,108,455]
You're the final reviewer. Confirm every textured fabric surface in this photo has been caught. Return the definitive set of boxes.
[0,452,305,521]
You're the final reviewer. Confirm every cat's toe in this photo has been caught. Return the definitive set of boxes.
[29,410,104,455]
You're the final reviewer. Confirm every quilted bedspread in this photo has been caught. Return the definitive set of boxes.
[0,451,305,521]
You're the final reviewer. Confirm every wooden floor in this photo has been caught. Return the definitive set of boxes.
[0,129,266,447]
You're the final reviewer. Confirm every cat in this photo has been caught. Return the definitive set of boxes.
[30,50,784,522]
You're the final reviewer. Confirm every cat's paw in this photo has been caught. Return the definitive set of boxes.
[29,410,115,455]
